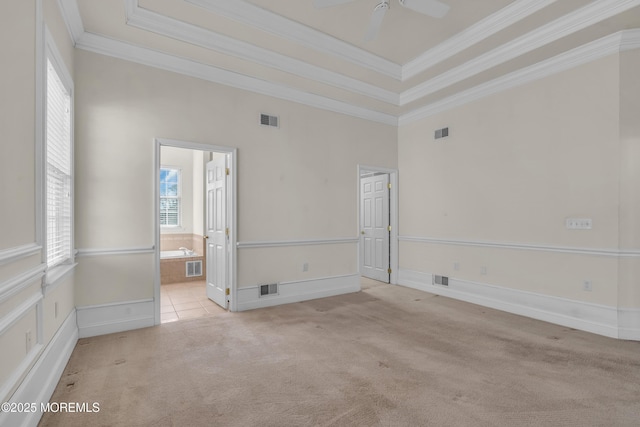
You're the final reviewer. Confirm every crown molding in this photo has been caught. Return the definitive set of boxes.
[400,0,640,105]
[620,29,640,51]
[55,1,640,128]
[402,0,556,81]
[56,0,84,45]
[75,32,398,126]
[184,0,561,84]
[399,30,640,125]
[125,0,399,105]
[185,0,402,80]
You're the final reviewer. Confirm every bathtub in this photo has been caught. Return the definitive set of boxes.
[160,250,205,284]
[161,250,200,259]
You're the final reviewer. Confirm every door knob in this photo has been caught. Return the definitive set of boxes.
[361,231,365,235]
[204,235,209,239]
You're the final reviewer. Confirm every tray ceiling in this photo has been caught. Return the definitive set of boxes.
[64,0,640,124]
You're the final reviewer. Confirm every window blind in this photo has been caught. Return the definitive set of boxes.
[160,168,180,226]
[46,59,72,268]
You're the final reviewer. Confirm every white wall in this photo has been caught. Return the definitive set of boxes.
[192,150,206,237]
[618,49,640,310]
[1,7,638,426]
[0,0,36,250]
[397,52,640,338]
[0,0,77,423]
[73,49,398,307]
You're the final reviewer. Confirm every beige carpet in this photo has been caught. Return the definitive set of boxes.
[40,279,640,426]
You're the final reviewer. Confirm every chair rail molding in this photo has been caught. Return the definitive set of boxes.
[0,243,42,266]
[398,235,640,258]
[237,237,359,249]
[75,246,156,257]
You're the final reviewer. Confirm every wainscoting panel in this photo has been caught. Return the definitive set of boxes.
[397,268,635,340]
[0,310,77,427]
[76,299,155,338]
[236,273,360,311]
[619,308,640,341]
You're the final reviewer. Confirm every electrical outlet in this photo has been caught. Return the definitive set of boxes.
[26,330,32,353]
[55,301,59,319]
[453,262,460,271]
[583,280,592,292]
[303,262,309,272]
[566,218,592,230]
[480,266,487,275]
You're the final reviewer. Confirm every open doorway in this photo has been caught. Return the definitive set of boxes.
[358,165,398,285]
[154,139,237,325]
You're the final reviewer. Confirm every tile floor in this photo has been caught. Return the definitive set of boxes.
[161,280,226,323]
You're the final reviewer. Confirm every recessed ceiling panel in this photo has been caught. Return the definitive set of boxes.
[73,0,640,124]
[245,0,514,64]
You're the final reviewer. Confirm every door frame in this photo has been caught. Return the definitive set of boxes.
[153,138,238,325]
[357,164,398,285]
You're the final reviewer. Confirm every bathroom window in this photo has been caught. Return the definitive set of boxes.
[160,167,181,226]
[45,56,73,269]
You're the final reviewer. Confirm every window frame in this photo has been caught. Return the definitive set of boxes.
[159,166,182,228]
[39,27,75,287]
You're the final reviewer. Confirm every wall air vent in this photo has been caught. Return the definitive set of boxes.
[259,283,279,297]
[186,260,202,277]
[434,127,449,140]
[260,113,279,128]
[433,275,449,286]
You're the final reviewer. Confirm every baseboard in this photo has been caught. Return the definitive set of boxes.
[76,299,155,338]
[398,268,638,340]
[618,308,640,341]
[0,310,78,427]
[236,273,360,311]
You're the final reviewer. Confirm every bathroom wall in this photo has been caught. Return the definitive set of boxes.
[160,146,195,236]
[192,150,205,240]
[160,146,209,255]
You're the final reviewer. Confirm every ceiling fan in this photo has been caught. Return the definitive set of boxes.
[313,0,450,41]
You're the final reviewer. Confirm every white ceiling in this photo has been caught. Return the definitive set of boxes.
[65,0,640,124]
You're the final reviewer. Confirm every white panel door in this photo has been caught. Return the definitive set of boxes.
[206,156,228,308]
[360,174,390,282]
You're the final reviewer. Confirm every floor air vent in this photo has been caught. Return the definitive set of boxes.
[433,275,449,286]
[259,283,278,297]
[260,113,279,128]
[186,260,202,277]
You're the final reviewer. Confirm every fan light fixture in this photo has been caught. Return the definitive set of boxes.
[313,0,450,41]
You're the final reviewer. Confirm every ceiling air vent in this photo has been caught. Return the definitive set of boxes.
[260,113,279,128]
[434,127,449,140]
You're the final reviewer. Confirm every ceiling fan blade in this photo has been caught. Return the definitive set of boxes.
[364,2,389,41]
[399,0,450,18]
[313,0,357,8]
